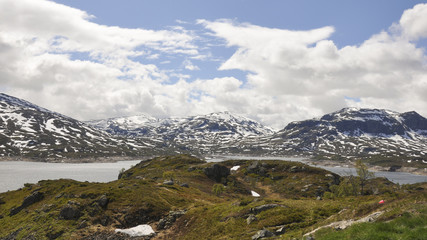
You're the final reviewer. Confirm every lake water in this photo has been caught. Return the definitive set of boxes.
[1,157,426,193]
[0,160,141,193]
[207,156,427,185]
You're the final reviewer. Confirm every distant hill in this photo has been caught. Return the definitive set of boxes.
[0,93,161,160]
[262,108,427,162]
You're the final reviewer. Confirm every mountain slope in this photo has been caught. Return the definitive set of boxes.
[0,93,158,159]
[87,112,275,155]
[262,108,427,160]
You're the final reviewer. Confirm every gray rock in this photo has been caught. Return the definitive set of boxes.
[276,225,286,235]
[163,180,174,185]
[247,161,268,176]
[247,214,257,225]
[180,183,189,188]
[59,204,81,220]
[98,195,109,208]
[252,229,274,240]
[251,204,280,214]
[290,166,298,173]
[157,210,186,230]
[316,196,322,201]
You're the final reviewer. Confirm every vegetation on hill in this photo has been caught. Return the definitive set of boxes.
[0,155,425,239]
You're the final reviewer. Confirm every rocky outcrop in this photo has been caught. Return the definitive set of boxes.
[250,204,281,214]
[303,211,384,238]
[157,210,186,230]
[247,161,268,176]
[9,191,44,216]
[246,214,257,225]
[204,164,230,183]
[59,203,81,220]
[251,229,274,240]
[163,180,174,185]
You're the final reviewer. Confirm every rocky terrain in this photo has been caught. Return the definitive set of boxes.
[0,155,425,239]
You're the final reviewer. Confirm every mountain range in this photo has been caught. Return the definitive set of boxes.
[1,93,427,164]
[0,93,164,160]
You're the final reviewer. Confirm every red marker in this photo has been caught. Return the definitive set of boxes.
[378,200,385,204]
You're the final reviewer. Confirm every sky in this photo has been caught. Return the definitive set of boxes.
[1,0,427,129]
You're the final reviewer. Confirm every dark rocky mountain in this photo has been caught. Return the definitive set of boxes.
[0,93,160,160]
[257,108,427,160]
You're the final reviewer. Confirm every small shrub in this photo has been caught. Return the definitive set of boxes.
[212,184,225,196]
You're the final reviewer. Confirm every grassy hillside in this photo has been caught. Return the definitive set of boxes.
[0,155,425,239]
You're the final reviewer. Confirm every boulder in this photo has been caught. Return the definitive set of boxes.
[251,229,274,240]
[59,204,81,220]
[289,166,298,173]
[163,180,174,185]
[251,204,280,214]
[276,225,286,235]
[247,161,268,176]
[98,195,109,208]
[203,164,230,183]
[246,214,257,225]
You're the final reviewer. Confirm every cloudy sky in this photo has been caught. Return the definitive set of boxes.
[1,0,427,129]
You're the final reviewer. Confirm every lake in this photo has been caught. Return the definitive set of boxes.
[206,156,427,185]
[1,157,426,193]
[0,160,141,193]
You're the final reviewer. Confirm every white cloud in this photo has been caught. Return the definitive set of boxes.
[183,59,200,71]
[198,4,427,127]
[0,0,198,120]
[399,3,427,40]
[1,0,427,130]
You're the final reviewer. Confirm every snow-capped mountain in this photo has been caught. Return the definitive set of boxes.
[0,93,158,159]
[2,92,427,161]
[86,114,160,137]
[254,108,427,159]
[87,112,275,155]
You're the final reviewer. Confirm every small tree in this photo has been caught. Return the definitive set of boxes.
[212,184,225,196]
[355,159,375,195]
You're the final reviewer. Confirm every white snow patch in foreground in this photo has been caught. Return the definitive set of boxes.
[231,165,240,171]
[251,191,260,197]
[115,224,154,237]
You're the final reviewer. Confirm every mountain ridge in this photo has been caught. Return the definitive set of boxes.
[0,93,163,160]
[1,93,427,165]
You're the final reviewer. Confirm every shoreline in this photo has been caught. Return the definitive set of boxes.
[1,155,426,176]
[303,159,427,176]
[0,156,151,163]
